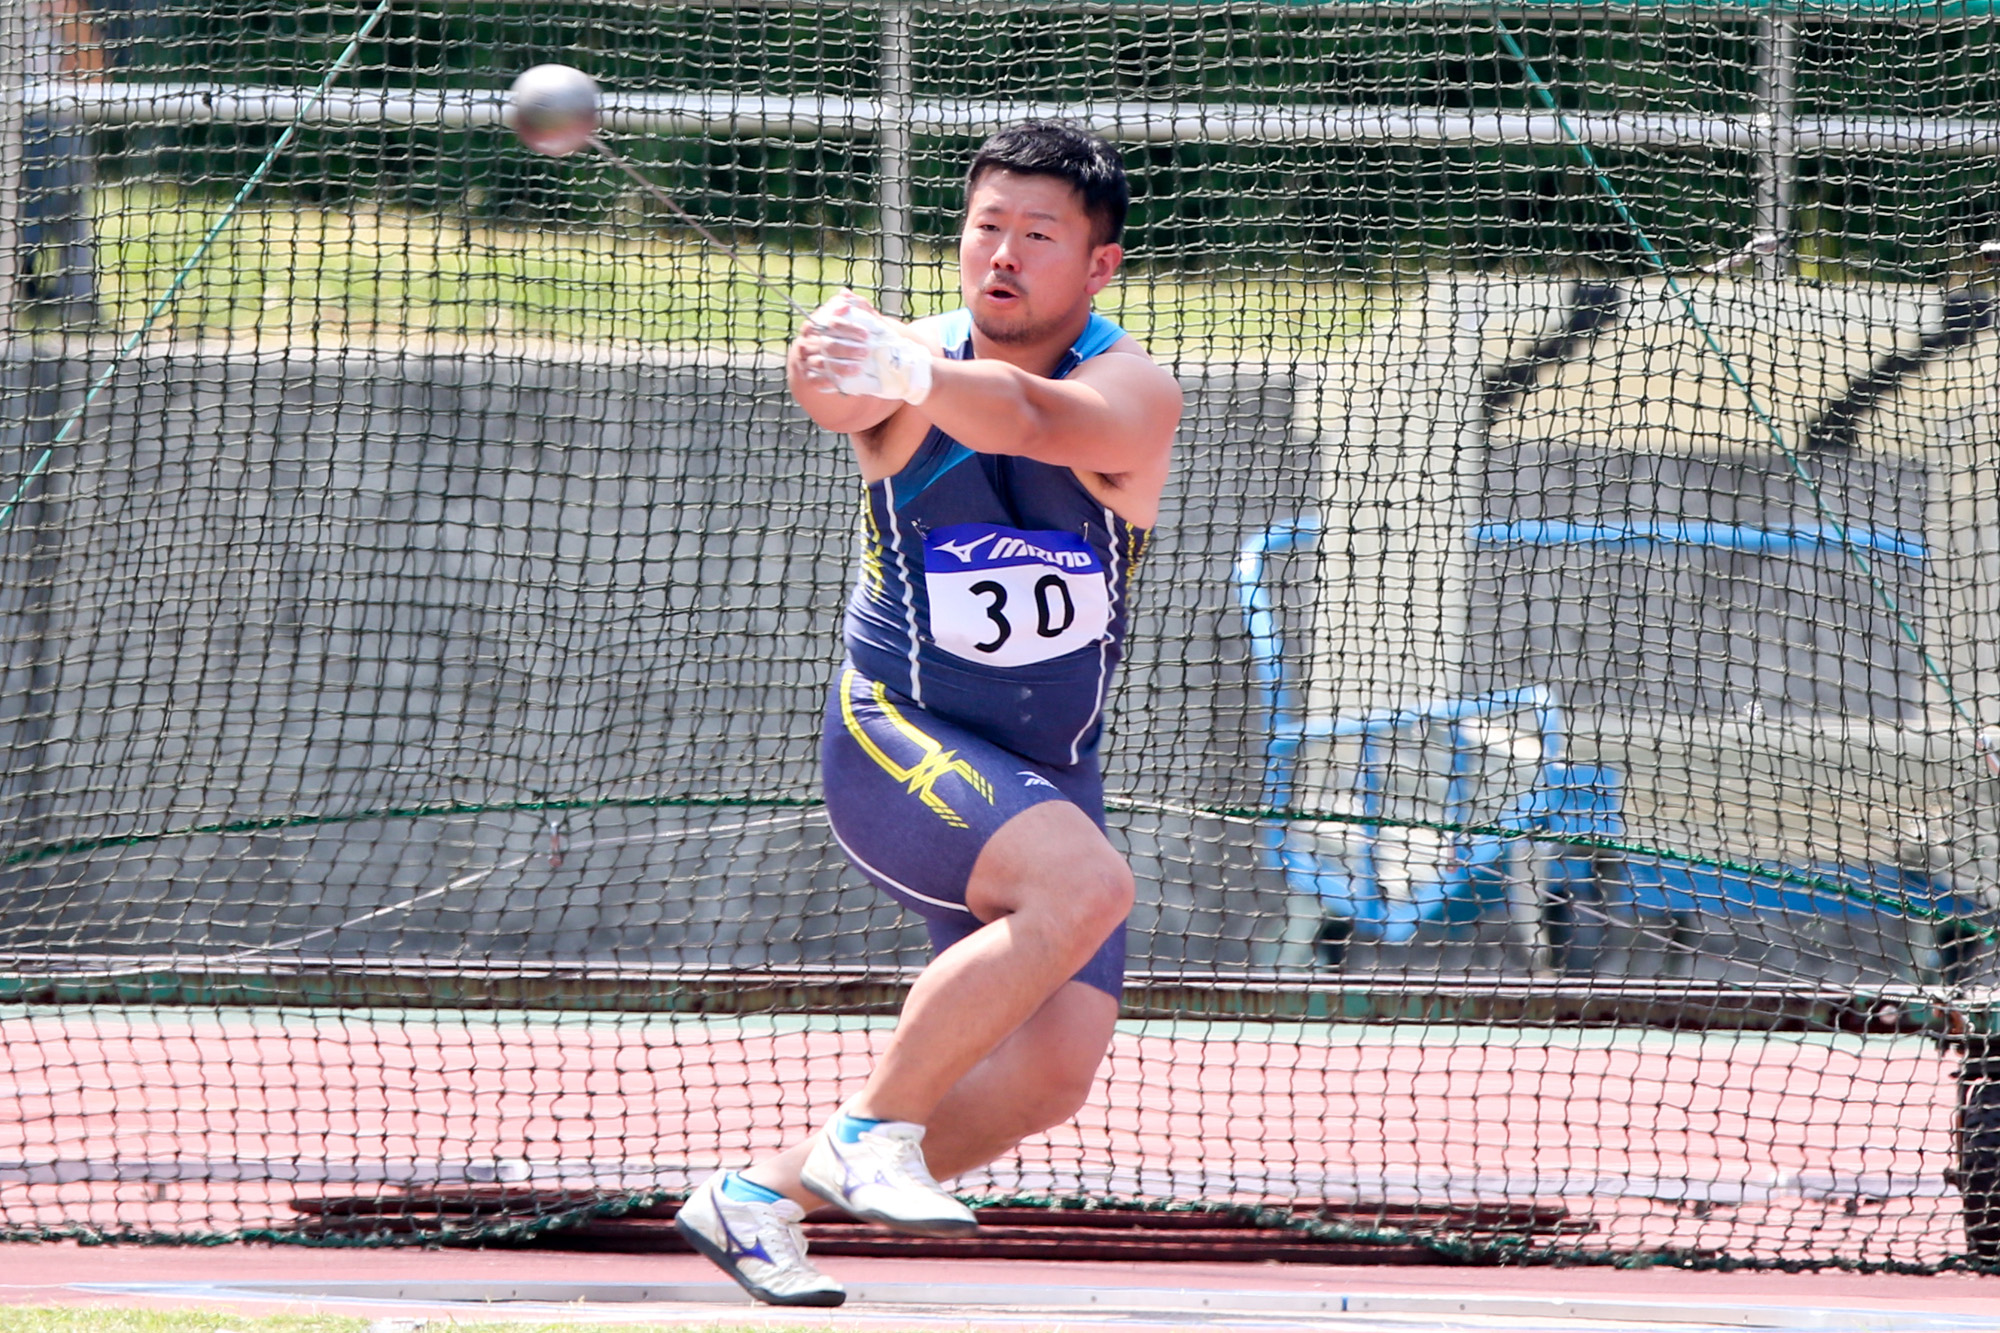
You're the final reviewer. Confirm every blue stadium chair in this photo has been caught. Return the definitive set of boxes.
[1235,519,1622,960]
[1235,519,1988,979]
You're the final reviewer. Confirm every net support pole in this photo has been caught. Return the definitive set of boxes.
[876,0,914,318]
[1754,10,1797,280]
[0,0,49,899]
[0,0,26,345]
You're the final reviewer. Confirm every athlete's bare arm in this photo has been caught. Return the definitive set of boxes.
[789,303,1177,476]
[789,302,1178,524]
[916,343,1179,480]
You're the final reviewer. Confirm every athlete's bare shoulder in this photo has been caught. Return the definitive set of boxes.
[905,312,954,346]
[1088,332,1180,395]
[1059,332,1180,527]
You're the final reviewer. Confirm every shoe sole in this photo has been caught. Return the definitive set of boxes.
[798,1162,980,1238]
[672,1209,848,1308]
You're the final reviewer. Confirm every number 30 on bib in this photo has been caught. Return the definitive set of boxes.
[923,523,1112,668]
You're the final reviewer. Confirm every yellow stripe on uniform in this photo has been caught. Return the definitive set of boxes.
[839,667,994,829]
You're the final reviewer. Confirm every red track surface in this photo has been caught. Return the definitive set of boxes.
[0,1011,1967,1267]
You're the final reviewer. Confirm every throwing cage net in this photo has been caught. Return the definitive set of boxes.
[0,0,1996,1271]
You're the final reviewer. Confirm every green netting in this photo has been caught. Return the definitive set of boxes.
[0,0,1995,1272]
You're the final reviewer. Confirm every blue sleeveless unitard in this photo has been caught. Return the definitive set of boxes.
[820,309,1150,998]
[841,309,1148,768]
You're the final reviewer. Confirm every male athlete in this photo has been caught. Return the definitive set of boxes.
[675,121,1183,1306]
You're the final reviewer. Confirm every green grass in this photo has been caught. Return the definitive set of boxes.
[88,184,1375,358]
[0,1317,372,1333]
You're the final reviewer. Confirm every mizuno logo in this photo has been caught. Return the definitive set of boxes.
[716,1207,774,1265]
[990,536,1093,568]
[933,533,996,563]
[1018,771,1058,791]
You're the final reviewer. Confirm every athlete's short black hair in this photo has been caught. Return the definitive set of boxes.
[966,121,1128,248]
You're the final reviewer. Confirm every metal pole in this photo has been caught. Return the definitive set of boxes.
[877,0,914,317]
[0,1,43,902]
[34,83,2000,158]
[1755,10,1797,280]
[0,0,27,343]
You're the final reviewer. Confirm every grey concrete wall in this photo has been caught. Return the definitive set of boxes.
[0,347,1301,972]
[1466,443,1930,719]
[1108,367,1308,970]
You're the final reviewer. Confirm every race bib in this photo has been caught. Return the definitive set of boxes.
[923,523,1111,668]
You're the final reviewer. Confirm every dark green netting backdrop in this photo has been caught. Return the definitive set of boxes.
[0,0,1994,1269]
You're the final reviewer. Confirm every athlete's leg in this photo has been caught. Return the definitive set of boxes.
[739,978,1114,1205]
[730,669,1130,1218]
[915,978,1117,1179]
[842,799,1130,1125]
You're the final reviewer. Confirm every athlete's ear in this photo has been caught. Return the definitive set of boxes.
[1084,242,1123,297]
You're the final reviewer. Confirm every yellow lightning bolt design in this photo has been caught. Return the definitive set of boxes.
[839,667,993,828]
[858,488,885,596]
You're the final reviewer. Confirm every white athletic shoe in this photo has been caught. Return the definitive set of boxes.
[674,1171,847,1307]
[799,1117,979,1237]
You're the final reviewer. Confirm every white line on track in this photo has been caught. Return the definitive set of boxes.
[71,1281,2000,1332]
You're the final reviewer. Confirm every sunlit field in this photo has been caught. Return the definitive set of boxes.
[88,185,1375,359]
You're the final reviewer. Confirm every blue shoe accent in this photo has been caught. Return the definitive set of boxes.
[719,1171,785,1205]
[798,1118,978,1238]
[831,1112,886,1145]
[675,1173,846,1308]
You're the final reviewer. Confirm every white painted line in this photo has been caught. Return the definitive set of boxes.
[71,1281,2000,1332]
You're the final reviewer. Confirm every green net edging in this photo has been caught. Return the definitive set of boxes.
[0,795,826,871]
[3,793,1986,936]
[4,1189,1994,1275]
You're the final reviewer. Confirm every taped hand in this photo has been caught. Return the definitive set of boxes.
[803,292,934,405]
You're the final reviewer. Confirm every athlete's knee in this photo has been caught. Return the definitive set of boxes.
[1073,854,1135,934]
[970,805,1133,933]
[1030,1058,1100,1132]
[1006,848,1130,963]
[1027,854,1130,975]
[996,1041,1104,1140]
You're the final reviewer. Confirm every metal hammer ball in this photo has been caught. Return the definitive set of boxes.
[508,64,599,158]
[502,64,809,317]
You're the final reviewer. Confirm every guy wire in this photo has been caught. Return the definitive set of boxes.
[0,0,400,535]
[1489,13,1988,749]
